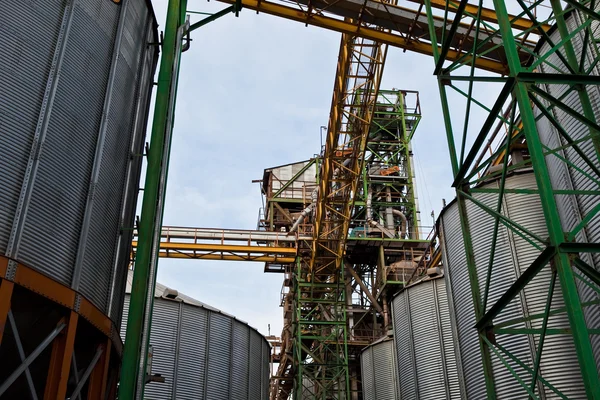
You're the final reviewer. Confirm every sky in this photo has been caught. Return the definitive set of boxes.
[145,0,502,337]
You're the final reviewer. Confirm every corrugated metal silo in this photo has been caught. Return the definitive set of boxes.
[360,335,399,400]
[391,275,461,399]
[535,7,600,367]
[439,171,596,398]
[0,0,157,396]
[122,275,271,399]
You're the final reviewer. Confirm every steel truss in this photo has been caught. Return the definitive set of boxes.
[427,0,600,398]
[289,12,392,395]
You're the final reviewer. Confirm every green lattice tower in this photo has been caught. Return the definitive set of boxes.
[353,89,423,239]
[293,257,349,399]
[424,0,600,397]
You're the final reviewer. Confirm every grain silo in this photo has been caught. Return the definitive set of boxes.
[391,274,461,399]
[0,0,157,397]
[535,6,600,366]
[122,273,271,399]
[360,334,400,400]
[439,171,598,398]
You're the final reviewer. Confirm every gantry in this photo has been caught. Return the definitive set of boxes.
[126,0,600,398]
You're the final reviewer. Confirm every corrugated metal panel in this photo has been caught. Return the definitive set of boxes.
[360,338,398,400]
[206,312,232,399]
[268,160,318,199]
[536,8,600,373]
[231,322,250,400]
[0,0,65,252]
[123,292,270,399]
[439,195,484,399]
[176,305,208,399]
[145,299,179,399]
[393,287,417,399]
[440,172,591,398]
[360,346,375,400]
[249,329,264,399]
[109,0,158,327]
[0,0,157,321]
[392,277,460,400]
[121,295,130,341]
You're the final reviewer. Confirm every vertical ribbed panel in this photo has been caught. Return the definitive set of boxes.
[0,0,65,251]
[231,322,250,399]
[261,338,270,399]
[249,329,264,399]
[360,338,398,400]
[360,347,375,400]
[0,0,157,321]
[206,313,232,399]
[393,287,417,399]
[121,295,130,341]
[18,0,118,288]
[391,278,460,400]
[440,172,591,399]
[536,8,600,372]
[110,1,158,328]
[145,299,179,399]
[439,196,484,398]
[176,306,208,399]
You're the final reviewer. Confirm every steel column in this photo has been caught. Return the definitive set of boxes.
[43,311,78,400]
[0,280,14,346]
[118,0,187,397]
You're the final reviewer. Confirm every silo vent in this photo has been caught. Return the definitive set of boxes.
[162,288,179,299]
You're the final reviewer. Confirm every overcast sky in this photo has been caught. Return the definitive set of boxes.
[145,0,502,337]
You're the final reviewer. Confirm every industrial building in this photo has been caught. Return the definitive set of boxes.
[1,0,600,399]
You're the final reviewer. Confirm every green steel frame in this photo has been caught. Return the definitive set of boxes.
[352,89,423,239]
[293,258,350,398]
[425,0,600,398]
[118,1,239,398]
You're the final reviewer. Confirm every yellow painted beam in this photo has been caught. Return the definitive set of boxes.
[406,0,551,32]
[215,0,509,74]
[132,241,297,255]
[156,252,296,263]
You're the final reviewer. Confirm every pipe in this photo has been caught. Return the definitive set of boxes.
[382,293,390,330]
[385,187,394,230]
[332,158,352,189]
[366,185,395,238]
[289,188,318,233]
[392,209,408,238]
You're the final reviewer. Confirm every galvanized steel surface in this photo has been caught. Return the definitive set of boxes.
[122,283,270,399]
[391,276,460,400]
[536,8,600,370]
[0,0,157,323]
[360,336,399,400]
[439,172,592,399]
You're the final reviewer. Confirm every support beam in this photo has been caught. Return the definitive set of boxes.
[87,339,112,400]
[0,280,14,346]
[345,263,383,314]
[0,321,65,397]
[44,312,78,400]
[119,0,187,397]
